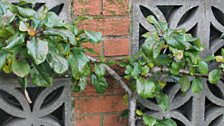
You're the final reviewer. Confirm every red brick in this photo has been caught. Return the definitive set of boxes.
[73,77,126,97]
[103,114,128,126]
[78,18,129,36]
[104,38,129,56]
[75,115,101,126]
[103,0,129,16]
[74,0,101,15]
[82,43,102,56]
[75,95,128,114]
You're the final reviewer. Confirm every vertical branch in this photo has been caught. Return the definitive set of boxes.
[129,92,137,126]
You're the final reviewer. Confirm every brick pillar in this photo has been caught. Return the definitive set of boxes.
[73,0,130,125]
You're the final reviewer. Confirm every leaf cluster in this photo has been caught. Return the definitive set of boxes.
[0,0,107,93]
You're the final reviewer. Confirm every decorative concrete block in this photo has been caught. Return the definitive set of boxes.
[8,0,72,22]
[131,0,224,126]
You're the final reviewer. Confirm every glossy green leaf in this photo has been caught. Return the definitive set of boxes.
[136,78,155,98]
[156,119,177,126]
[12,60,30,78]
[208,69,221,84]
[84,31,102,43]
[73,77,88,92]
[27,38,48,65]
[94,63,105,77]
[164,35,185,50]
[5,34,24,49]
[191,78,203,93]
[47,51,68,74]
[170,62,180,75]
[44,12,65,28]
[179,75,191,92]
[0,51,8,69]
[19,21,28,31]
[143,115,157,126]
[44,29,76,45]
[198,61,208,74]
[156,94,169,111]
[91,74,108,94]
[30,62,53,86]
[17,7,35,18]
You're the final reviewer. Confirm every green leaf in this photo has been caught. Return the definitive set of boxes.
[154,54,172,65]
[19,21,29,31]
[143,115,157,126]
[44,12,65,28]
[18,77,28,89]
[170,62,180,75]
[179,75,191,92]
[12,60,30,78]
[0,51,8,69]
[5,34,25,50]
[136,109,143,116]
[156,119,177,126]
[94,63,105,77]
[17,7,35,18]
[164,35,185,50]
[73,77,88,92]
[146,16,161,32]
[84,31,102,43]
[136,78,155,98]
[204,54,215,61]
[91,74,108,94]
[30,62,53,86]
[27,38,49,65]
[74,16,93,25]
[131,63,141,78]
[44,29,76,45]
[208,69,221,84]
[156,94,169,111]
[69,48,89,79]
[121,109,129,119]
[47,51,68,74]
[19,0,36,5]
[141,65,149,76]
[191,78,203,93]
[198,61,208,74]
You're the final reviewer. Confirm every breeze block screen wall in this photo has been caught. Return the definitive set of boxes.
[0,0,73,126]
[131,0,224,126]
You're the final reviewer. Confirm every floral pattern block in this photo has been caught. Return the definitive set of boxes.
[131,0,224,126]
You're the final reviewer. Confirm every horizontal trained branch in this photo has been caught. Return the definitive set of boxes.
[149,67,224,81]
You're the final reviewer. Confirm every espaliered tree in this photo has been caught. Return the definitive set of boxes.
[0,0,224,126]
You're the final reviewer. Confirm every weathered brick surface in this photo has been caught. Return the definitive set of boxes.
[103,0,129,16]
[104,38,129,56]
[75,95,127,114]
[103,114,128,126]
[74,0,101,15]
[75,115,101,126]
[73,0,129,125]
[78,18,130,37]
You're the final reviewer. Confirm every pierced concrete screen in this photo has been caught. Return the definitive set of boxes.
[0,79,72,126]
[0,0,73,126]
[9,0,72,22]
[132,0,224,126]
